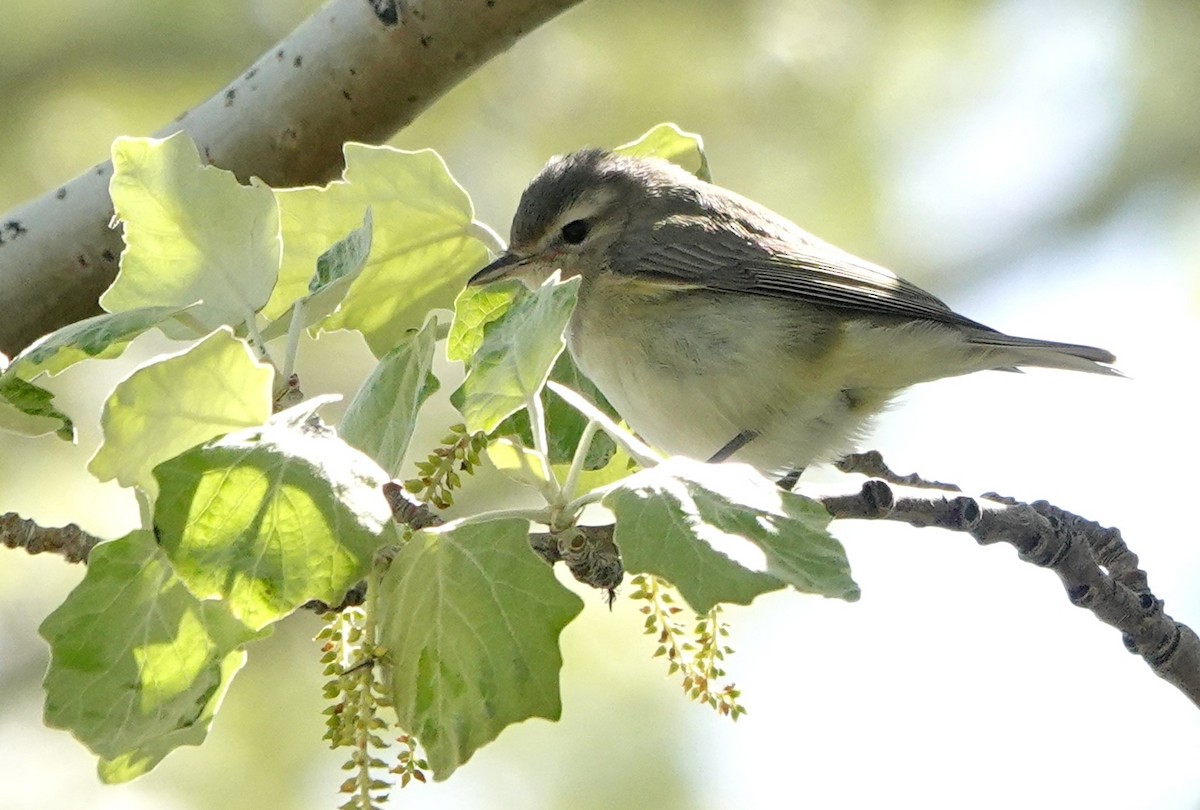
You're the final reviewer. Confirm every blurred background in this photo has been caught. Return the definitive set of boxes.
[2,0,1199,808]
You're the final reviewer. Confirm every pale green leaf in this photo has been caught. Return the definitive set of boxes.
[446,280,520,362]
[451,275,579,434]
[267,145,488,357]
[604,457,859,613]
[0,375,74,440]
[39,531,261,783]
[101,134,280,335]
[493,350,618,469]
[546,380,662,470]
[615,123,711,180]
[486,437,550,491]
[554,443,636,494]
[258,209,374,342]
[340,318,440,477]
[4,305,185,381]
[89,328,273,491]
[378,518,583,779]
[312,206,373,293]
[153,402,394,630]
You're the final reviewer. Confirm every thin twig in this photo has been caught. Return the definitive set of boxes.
[836,450,962,491]
[1,512,103,563]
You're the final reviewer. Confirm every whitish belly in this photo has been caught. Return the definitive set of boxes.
[566,286,883,473]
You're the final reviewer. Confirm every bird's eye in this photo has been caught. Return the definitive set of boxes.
[560,219,590,245]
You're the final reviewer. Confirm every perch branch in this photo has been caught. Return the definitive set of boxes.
[13,460,1193,711]
[823,479,1200,710]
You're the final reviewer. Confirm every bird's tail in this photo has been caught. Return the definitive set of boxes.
[969,332,1121,376]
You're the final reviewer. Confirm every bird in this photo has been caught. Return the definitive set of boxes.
[468,149,1117,478]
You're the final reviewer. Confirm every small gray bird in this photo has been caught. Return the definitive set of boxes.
[469,149,1117,476]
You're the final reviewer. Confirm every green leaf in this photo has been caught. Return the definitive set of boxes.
[378,518,583,779]
[339,318,440,478]
[258,209,375,342]
[89,328,273,491]
[450,275,580,434]
[153,400,394,630]
[311,206,374,294]
[3,305,186,381]
[0,374,74,440]
[604,457,859,613]
[492,350,617,469]
[267,145,489,357]
[486,437,551,491]
[39,531,261,783]
[615,123,711,181]
[101,133,281,335]
[446,280,521,363]
[556,443,637,494]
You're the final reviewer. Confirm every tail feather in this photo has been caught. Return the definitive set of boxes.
[969,332,1121,377]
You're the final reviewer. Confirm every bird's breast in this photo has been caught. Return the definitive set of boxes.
[565,273,861,469]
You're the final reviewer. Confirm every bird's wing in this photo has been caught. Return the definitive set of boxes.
[626,226,995,333]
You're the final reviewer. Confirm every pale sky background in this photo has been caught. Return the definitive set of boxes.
[2,0,1199,808]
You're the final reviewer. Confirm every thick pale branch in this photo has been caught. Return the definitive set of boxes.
[0,0,583,357]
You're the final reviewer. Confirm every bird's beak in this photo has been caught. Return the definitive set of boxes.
[468,252,526,286]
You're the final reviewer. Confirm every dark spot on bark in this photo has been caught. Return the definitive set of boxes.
[486,0,495,6]
[406,94,418,103]
[204,146,213,164]
[6,221,29,238]
[277,49,285,60]
[77,255,90,269]
[245,68,258,80]
[55,188,67,200]
[342,90,353,101]
[454,51,463,61]
[368,0,400,26]
[294,55,303,68]
[95,165,107,176]
[419,35,431,47]
[102,249,117,262]
[224,89,236,107]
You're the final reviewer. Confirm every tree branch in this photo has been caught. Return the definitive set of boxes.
[380,481,623,592]
[1,512,101,563]
[0,0,584,357]
[823,479,1200,710]
[16,461,1192,709]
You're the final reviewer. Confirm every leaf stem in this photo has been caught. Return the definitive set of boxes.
[281,300,304,383]
[450,506,550,529]
[545,380,661,468]
[242,308,270,361]
[561,419,599,501]
[527,391,561,501]
[562,480,621,515]
[469,220,507,256]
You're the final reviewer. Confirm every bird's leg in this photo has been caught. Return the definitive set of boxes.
[708,429,759,463]
[776,469,803,491]
[708,430,802,490]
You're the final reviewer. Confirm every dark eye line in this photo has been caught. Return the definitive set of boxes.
[560,219,590,245]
